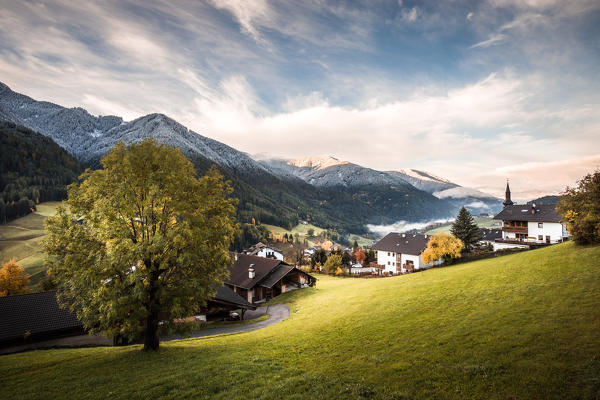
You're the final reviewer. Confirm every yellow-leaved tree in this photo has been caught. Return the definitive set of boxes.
[422,233,464,265]
[0,259,30,296]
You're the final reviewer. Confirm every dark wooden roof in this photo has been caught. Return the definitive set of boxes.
[371,233,430,255]
[226,254,284,289]
[213,286,256,310]
[0,291,82,343]
[494,204,561,223]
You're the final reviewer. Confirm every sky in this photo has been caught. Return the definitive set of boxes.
[1,0,599,201]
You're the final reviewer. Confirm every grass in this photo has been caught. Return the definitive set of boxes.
[263,223,372,248]
[1,241,599,399]
[425,216,501,235]
[0,201,60,286]
[178,314,270,332]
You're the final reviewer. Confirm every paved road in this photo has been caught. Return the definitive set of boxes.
[162,304,290,341]
[0,304,290,355]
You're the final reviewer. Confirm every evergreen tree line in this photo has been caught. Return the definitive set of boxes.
[0,121,83,223]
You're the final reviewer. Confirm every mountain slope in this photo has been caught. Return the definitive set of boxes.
[0,121,83,222]
[0,82,458,231]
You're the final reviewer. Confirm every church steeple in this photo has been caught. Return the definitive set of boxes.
[503,180,514,207]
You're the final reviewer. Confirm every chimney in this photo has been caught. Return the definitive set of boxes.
[234,253,238,261]
[531,203,536,214]
[402,233,406,238]
[248,264,255,279]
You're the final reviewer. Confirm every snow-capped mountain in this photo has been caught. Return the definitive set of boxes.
[0,82,269,175]
[386,169,458,193]
[260,156,411,188]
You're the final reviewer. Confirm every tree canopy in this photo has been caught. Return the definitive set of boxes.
[422,233,464,264]
[557,170,600,244]
[324,254,342,274]
[44,139,237,351]
[450,207,482,251]
[0,259,30,296]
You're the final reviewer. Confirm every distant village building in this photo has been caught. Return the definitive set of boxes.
[225,254,315,303]
[243,242,284,261]
[371,233,442,275]
[479,228,502,248]
[493,182,569,250]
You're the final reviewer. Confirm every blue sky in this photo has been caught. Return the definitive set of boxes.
[1,0,599,199]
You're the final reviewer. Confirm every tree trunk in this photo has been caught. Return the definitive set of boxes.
[143,311,160,351]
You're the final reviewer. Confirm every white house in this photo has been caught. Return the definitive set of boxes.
[243,242,284,261]
[492,183,569,250]
[371,233,442,275]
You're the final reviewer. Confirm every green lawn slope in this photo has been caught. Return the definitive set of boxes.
[1,241,599,399]
[0,201,60,286]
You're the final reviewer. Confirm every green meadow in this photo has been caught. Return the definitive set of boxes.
[425,216,500,235]
[0,202,60,286]
[1,241,599,399]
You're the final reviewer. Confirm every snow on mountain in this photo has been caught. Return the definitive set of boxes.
[287,156,349,170]
[433,186,496,200]
[259,157,411,188]
[0,82,269,175]
[386,169,458,193]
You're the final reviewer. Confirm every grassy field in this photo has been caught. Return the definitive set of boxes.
[0,202,60,286]
[425,216,500,235]
[1,241,599,399]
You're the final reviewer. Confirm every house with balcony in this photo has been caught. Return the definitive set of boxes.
[371,233,441,275]
[493,182,569,250]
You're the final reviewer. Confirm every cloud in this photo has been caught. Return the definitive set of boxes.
[467,12,475,20]
[471,33,507,48]
[208,0,271,44]
[401,7,420,22]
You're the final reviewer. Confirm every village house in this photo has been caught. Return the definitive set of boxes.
[479,228,502,248]
[493,183,569,250]
[0,286,256,348]
[243,242,284,260]
[371,232,441,275]
[225,254,316,303]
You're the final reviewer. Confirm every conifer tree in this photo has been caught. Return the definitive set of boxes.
[450,207,482,251]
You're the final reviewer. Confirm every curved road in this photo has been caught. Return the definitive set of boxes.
[0,304,290,355]
[163,304,290,341]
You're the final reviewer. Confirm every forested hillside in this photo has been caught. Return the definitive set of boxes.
[0,121,83,222]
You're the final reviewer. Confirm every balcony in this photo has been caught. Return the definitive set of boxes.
[502,226,528,234]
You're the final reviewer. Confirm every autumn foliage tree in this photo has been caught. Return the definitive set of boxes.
[0,259,30,296]
[557,170,600,244]
[44,139,237,351]
[421,233,464,264]
[353,248,367,266]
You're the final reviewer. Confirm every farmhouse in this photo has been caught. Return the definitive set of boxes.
[243,242,284,261]
[493,183,569,249]
[226,254,315,303]
[479,228,502,248]
[0,286,256,347]
[371,232,441,275]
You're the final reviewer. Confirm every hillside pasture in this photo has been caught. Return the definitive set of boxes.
[1,241,599,399]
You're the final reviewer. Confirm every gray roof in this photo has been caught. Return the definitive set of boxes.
[259,265,295,288]
[371,233,430,255]
[213,286,256,310]
[494,204,561,223]
[0,291,82,343]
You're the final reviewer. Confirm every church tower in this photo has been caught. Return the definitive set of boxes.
[503,180,514,207]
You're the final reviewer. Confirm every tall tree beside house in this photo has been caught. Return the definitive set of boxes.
[0,259,30,296]
[43,139,237,351]
[422,233,464,264]
[450,207,482,251]
[557,169,600,244]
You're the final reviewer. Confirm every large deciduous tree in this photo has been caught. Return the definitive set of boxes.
[0,259,30,296]
[421,233,464,265]
[557,170,600,244]
[450,207,482,251]
[44,139,237,351]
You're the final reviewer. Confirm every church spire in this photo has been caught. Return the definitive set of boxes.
[503,180,514,207]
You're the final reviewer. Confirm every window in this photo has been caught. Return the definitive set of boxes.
[538,222,543,228]
[538,235,543,241]
[387,252,390,256]
[387,261,390,265]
